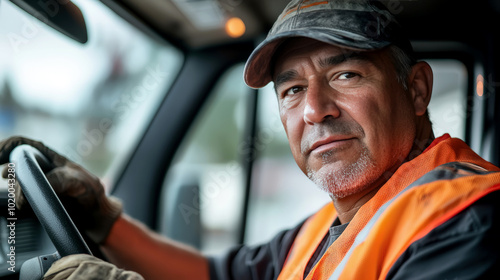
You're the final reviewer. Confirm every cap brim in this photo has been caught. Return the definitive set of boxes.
[243,28,390,89]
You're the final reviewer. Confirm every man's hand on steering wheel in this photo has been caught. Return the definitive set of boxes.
[0,136,122,244]
[43,254,144,280]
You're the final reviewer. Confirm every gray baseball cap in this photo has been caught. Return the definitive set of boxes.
[244,0,414,88]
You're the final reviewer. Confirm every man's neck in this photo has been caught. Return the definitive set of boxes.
[330,182,384,224]
[409,116,436,160]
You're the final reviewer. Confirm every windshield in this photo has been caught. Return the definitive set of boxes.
[0,1,183,190]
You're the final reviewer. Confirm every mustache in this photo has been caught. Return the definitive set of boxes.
[301,119,364,154]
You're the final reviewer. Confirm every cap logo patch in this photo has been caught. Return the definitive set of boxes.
[282,1,329,19]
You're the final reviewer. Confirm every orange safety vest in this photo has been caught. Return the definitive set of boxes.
[278,135,500,280]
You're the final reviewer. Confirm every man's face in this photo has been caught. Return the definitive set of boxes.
[273,38,417,199]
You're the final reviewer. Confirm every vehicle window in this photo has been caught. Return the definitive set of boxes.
[159,64,249,254]
[426,60,468,140]
[0,0,183,190]
[244,58,468,245]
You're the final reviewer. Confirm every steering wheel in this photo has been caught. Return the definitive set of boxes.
[9,145,91,279]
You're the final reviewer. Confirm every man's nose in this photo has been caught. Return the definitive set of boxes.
[303,81,341,125]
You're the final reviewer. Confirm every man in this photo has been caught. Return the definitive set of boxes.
[1,0,500,279]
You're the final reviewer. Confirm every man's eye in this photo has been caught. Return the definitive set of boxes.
[338,72,358,80]
[284,86,306,96]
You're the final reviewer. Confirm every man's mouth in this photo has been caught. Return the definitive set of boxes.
[309,136,355,155]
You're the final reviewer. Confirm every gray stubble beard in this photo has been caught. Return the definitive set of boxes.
[307,144,379,199]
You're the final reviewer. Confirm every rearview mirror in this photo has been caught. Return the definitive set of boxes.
[9,0,88,44]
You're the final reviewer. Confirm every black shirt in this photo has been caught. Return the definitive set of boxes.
[304,218,347,278]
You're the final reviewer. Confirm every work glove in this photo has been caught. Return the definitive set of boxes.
[43,254,144,280]
[0,136,122,244]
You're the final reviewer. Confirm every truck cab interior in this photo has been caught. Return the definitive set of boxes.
[0,0,499,278]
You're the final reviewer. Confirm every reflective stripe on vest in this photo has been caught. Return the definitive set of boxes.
[278,136,500,280]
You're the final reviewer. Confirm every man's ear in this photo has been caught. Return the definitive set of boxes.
[408,61,433,116]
